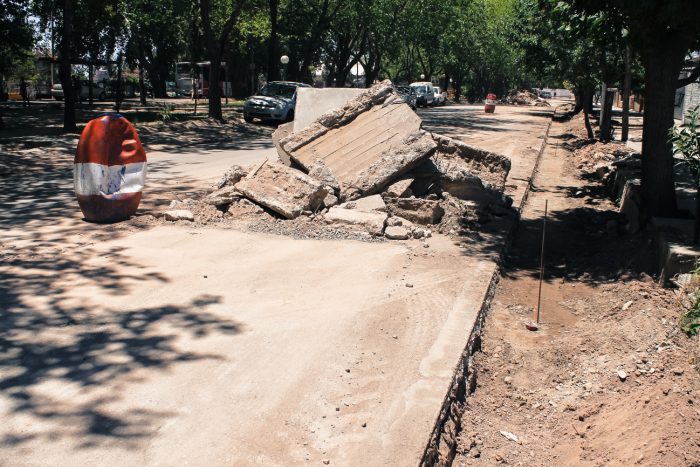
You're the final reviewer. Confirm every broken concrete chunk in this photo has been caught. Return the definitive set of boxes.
[293,88,365,132]
[271,121,294,166]
[428,134,511,200]
[384,178,414,198]
[281,80,396,152]
[324,206,387,236]
[205,186,240,206]
[386,216,414,230]
[353,194,387,212]
[216,164,248,189]
[308,159,340,193]
[323,192,339,208]
[163,210,194,222]
[386,198,444,225]
[235,161,327,219]
[619,179,641,233]
[282,81,436,200]
[384,226,410,240]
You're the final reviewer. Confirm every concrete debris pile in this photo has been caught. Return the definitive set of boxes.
[166,81,512,240]
[501,90,551,107]
[571,141,637,179]
[570,141,641,232]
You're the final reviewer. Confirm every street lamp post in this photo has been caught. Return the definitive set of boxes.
[280,55,289,81]
[420,73,425,80]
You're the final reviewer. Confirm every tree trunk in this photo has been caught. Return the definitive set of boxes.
[60,0,76,131]
[621,43,631,142]
[88,63,93,106]
[267,0,279,82]
[208,52,223,120]
[454,75,462,102]
[640,39,687,218]
[115,56,123,112]
[138,39,147,106]
[599,84,614,142]
[695,181,700,244]
[582,85,594,139]
[200,0,241,120]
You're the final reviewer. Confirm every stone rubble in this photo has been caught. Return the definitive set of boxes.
[156,81,513,242]
[234,160,327,219]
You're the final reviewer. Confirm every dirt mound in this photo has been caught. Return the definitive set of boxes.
[502,90,551,107]
[569,140,638,177]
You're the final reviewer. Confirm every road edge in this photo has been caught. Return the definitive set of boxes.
[419,110,556,466]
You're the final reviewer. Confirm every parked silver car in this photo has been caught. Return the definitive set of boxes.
[243,81,311,123]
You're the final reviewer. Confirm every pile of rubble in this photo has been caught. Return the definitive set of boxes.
[501,90,551,107]
[568,140,642,231]
[570,140,638,180]
[160,81,512,241]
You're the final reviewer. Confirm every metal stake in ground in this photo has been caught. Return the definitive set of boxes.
[526,199,548,331]
[536,199,548,323]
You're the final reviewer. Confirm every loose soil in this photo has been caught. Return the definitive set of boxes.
[453,117,700,466]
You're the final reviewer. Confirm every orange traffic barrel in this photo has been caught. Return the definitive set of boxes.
[74,114,147,222]
[485,93,497,113]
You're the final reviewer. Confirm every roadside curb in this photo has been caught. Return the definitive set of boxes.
[420,108,556,466]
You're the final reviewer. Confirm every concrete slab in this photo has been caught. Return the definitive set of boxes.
[234,160,327,218]
[293,88,364,133]
[650,216,700,283]
[0,225,495,466]
[289,97,436,199]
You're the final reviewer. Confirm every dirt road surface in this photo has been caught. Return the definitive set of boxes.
[1,105,551,465]
[452,116,700,466]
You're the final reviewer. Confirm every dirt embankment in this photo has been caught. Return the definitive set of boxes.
[452,116,700,466]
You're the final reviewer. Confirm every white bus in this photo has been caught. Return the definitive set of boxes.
[175,61,232,98]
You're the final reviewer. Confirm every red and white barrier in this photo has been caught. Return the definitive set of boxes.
[74,114,147,222]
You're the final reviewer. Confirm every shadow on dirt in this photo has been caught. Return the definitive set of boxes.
[503,203,653,285]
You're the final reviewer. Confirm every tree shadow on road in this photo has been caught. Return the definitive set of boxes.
[1,166,244,452]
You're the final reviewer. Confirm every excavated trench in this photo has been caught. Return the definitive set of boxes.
[419,113,555,466]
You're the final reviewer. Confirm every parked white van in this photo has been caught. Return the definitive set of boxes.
[410,82,435,107]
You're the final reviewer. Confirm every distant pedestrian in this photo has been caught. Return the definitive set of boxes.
[19,79,29,108]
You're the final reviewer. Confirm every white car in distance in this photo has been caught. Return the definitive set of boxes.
[433,86,447,106]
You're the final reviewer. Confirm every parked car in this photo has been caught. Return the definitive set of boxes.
[51,82,107,101]
[433,86,447,106]
[410,81,435,107]
[243,81,311,123]
[395,85,417,109]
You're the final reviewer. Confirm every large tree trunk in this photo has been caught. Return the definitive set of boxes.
[200,0,242,120]
[579,84,594,139]
[640,39,687,218]
[267,0,279,82]
[88,63,94,106]
[60,0,76,131]
[621,43,631,142]
[207,52,223,120]
[574,86,584,114]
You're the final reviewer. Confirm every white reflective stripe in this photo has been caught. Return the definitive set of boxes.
[74,162,147,196]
